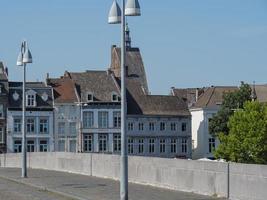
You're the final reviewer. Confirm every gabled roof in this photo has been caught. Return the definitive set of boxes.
[67,70,120,103]
[8,82,53,110]
[172,87,206,108]
[253,84,267,103]
[192,86,238,109]
[110,46,149,94]
[47,76,79,104]
[116,78,190,116]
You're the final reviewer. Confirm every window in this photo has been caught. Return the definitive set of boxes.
[69,140,76,152]
[14,140,22,153]
[149,122,155,131]
[98,111,108,128]
[138,139,144,154]
[112,92,120,102]
[138,123,144,131]
[182,138,187,153]
[171,139,177,153]
[128,122,134,131]
[83,111,94,128]
[14,118,21,133]
[58,140,65,152]
[113,134,121,152]
[160,139,166,153]
[160,122,166,131]
[84,135,93,152]
[87,92,93,102]
[26,94,36,107]
[0,104,3,118]
[58,122,65,135]
[26,118,35,133]
[69,122,76,135]
[39,140,48,152]
[182,123,187,132]
[171,123,177,131]
[58,106,64,114]
[209,138,215,153]
[148,138,155,153]
[99,134,108,152]
[0,127,3,144]
[39,119,48,134]
[27,140,35,152]
[113,112,121,128]
[128,138,134,154]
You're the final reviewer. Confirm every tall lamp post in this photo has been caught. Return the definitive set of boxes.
[108,1,140,200]
[16,41,33,178]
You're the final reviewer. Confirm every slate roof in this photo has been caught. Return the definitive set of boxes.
[8,82,53,110]
[67,70,120,103]
[253,84,267,103]
[172,87,206,108]
[192,86,238,109]
[47,76,79,104]
[115,78,190,116]
[110,46,149,94]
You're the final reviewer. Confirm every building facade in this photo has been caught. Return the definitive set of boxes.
[6,82,54,153]
[0,62,8,153]
[47,75,80,152]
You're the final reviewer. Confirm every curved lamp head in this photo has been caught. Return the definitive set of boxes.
[108,0,122,24]
[16,51,23,66]
[23,48,32,64]
[125,0,141,16]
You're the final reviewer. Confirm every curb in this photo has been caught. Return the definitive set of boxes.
[0,175,88,200]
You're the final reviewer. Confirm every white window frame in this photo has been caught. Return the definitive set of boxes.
[39,140,48,152]
[113,111,121,128]
[160,122,166,131]
[209,138,215,153]
[128,138,134,154]
[14,118,22,133]
[160,139,166,153]
[138,139,144,154]
[83,111,94,128]
[113,134,121,152]
[27,140,35,152]
[87,92,94,102]
[128,122,134,131]
[148,138,155,153]
[14,140,22,153]
[84,134,93,152]
[138,123,144,131]
[39,118,48,134]
[149,122,155,131]
[182,138,187,153]
[26,118,35,133]
[69,122,76,135]
[58,122,65,135]
[171,123,177,131]
[171,139,177,153]
[99,134,108,152]
[182,122,187,132]
[26,91,36,107]
[98,111,108,128]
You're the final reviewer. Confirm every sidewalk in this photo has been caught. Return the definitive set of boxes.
[0,168,225,200]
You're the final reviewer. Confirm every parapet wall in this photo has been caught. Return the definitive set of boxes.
[0,153,266,200]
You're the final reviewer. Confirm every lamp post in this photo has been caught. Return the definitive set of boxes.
[16,41,33,178]
[108,1,140,200]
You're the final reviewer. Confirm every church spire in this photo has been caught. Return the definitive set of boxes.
[251,81,257,101]
[125,23,131,49]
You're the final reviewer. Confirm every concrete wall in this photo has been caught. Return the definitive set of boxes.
[0,153,266,200]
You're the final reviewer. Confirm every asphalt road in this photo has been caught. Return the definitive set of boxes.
[0,168,226,200]
[0,177,74,200]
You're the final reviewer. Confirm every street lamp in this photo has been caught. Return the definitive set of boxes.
[16,41,33,178]
[108,1,140,200]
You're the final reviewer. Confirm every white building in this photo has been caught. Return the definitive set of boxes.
[189,86,237,159]
[47,75,80,152]
[7,82,54,153]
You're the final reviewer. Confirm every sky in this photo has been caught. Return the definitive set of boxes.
[0,0,267,95]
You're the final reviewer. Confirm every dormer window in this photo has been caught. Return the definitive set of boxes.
[112,92,120,102]
[87,92,94,102]
[26,89,37,107]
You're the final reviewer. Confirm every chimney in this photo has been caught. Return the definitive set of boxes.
[195,88,199,102]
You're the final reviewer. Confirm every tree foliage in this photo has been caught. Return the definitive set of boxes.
[209,82,252,137]
[214,101,267,164]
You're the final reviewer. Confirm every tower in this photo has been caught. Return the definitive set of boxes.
[251,81,257,101]
[125,23,131,49]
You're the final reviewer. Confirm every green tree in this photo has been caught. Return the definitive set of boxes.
[209,82,252,137]
[214,101,267,164]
